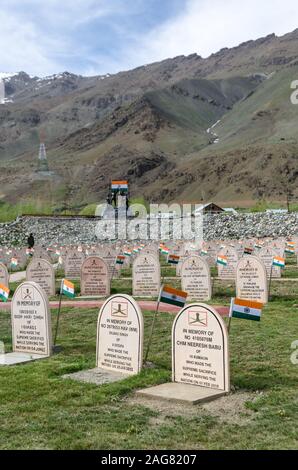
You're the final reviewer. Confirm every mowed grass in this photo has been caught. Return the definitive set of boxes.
[0,281,298,450]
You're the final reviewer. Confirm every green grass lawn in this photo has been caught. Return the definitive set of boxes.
[0,281,298,449]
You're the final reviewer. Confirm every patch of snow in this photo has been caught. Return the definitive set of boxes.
[206,119,221,144]
[0,72,17,80]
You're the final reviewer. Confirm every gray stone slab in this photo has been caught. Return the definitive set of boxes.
[0,352,47,366]
[136,382,227,405]
[62,367,130,385]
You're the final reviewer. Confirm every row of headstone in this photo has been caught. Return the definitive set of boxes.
[1,284,229,404]
[2,251,269,305]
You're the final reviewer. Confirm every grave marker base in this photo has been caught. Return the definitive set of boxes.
[62,367,130,386]
[136,383,228,405]
[0,352,48,366]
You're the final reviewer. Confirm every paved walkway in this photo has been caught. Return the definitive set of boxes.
[0,299,230,316]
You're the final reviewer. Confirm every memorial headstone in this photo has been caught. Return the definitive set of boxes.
[258,246,281,279]
[133,253,160,297]
[81,256,110,297]
[217,246,239,280]
[236,256,268,304]
[0,262,9,288]
[0,282,52,366]
[65,250,85,279]
[96,294,144,376]
[181,255,212,301]
[26,258,55,297]
[137,303,229,404]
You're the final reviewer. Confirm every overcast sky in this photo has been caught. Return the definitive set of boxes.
[0,0,297,77]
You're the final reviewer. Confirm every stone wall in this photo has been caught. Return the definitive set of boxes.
[0,213,297,246]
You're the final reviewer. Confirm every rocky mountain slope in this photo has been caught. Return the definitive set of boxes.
[0,29,298,210]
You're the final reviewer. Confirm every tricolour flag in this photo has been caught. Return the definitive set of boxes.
[159,285,188,308]
[217,255,228,266]
[285,246,295,254]
[0,284,9,302]
[230,298,263,322]
[244,247,253,255]
[11,257,18,267]
[111,180,128,192]
[133,247,140,254]
[168,254,180,265]
[272,256,285,269]
[124,250,132,257]
[116,255,125,265]
[201,249,208,256]
[61,279,75,298]
[160,245,169,255]
[254,243,262,250]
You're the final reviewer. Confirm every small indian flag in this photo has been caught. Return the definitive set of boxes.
[254,243,262,250]
[286,241,295,248]
[160,246,169,255]
[217,255,228,266]
[230,298,263,322]
[133,247,140,254]
[111,180,128,192]
[168,254,180,265]
[201,249,208,256]
[124,250,132,257]
[61,279,75,298]
[11,258,18,267]
[273,256,285,269]
[116,255,125,265]
[244,247,253,255]
[0,284,9,302]
[285,243,295,254]
[159,285,188,308]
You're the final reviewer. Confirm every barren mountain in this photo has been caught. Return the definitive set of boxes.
[0,28,298,210]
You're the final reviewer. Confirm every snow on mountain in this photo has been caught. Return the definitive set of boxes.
[0,72,18,80]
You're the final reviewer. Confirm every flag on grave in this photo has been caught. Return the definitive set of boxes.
[217,255,228,266]
[61,279,75,298]
[230,298,263,322]
[159,285,188,308]
[272,256,285,269]
[285,243,295,254]
[11,257,18,267]
[0,284,9,302]
[116,255,125,265]
[168,254,180,265]
[160,245,169,255]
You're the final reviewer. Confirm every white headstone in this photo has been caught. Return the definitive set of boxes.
[172,303,230,391]
[81,256,110,297]
[181,255,212,301]
[236,256,268,304]
[26,258,55,297]
[0,262,9,288]
[217,246,239,280]
[11,282,52,356]
[96,294,143,375]
[133,253,160,297]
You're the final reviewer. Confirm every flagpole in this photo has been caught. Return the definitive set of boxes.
[53,279,63,348]
[268,262,273,301]
[144,285,162,364]
[227,298,234,334]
